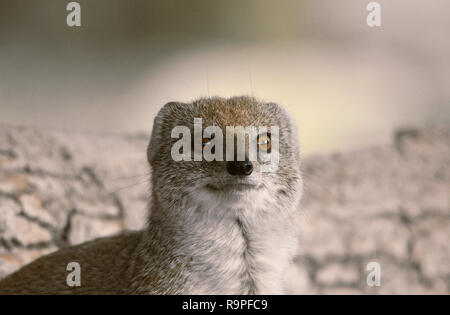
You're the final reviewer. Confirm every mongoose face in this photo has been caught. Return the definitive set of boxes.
[148,96,302,216]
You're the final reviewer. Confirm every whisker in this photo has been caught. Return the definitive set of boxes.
[105,178,150,196]
[102,173,151,181]
[247,55,255,97]
[205,65,210,98]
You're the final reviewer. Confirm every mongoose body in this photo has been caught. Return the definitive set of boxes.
[0,96,303,294]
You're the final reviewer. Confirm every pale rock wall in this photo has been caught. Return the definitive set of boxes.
[0,125,448,294]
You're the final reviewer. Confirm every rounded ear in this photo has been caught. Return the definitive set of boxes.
[266,101,301,158]
[147,102,185,165]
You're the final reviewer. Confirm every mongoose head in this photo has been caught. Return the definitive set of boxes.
[147,96,302,218]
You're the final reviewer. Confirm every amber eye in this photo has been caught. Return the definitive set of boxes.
[257,133,271,153]
[202,137,212,148]
[193,137,213,152]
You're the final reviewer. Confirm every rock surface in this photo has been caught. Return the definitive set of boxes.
[0,125,449,294]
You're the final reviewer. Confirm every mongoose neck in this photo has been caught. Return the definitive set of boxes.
[142,195,299,294]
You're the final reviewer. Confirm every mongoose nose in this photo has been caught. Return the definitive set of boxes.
[226,160,254,176]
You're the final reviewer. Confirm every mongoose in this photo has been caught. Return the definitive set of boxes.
[0,96,303,294]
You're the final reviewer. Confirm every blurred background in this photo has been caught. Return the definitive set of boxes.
[1,0,449,154]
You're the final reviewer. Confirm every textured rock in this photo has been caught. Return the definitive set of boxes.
[0,124,448,294]
[68,214,124,246]
[293,126,450,294]
[316,263,359,286]
[0,126,149,280]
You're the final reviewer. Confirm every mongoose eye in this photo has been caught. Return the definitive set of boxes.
[193,136,214,153]
[257,133,271,153]
[202,137,212,147]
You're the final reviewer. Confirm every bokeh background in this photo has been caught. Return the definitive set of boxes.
[1,0,449,154]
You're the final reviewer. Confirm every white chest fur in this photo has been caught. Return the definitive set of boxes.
[176,199,299,294]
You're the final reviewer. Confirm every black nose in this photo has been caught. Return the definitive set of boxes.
[226,160,254,176]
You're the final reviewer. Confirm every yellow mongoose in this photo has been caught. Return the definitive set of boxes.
[0,96,303,294]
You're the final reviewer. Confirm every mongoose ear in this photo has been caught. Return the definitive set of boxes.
[147,102,182,165]
[266,101,301,158]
